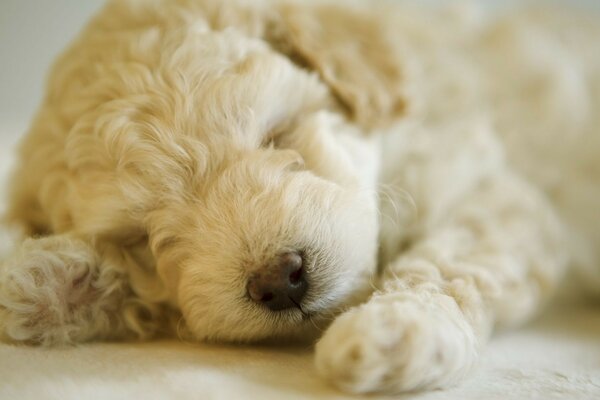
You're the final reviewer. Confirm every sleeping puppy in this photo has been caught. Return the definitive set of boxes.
[2,0,598,394]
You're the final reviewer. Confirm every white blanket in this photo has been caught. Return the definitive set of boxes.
[1,306,599,399]
[0,127,599,400]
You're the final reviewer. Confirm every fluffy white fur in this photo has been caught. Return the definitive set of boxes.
[0,0,599,395]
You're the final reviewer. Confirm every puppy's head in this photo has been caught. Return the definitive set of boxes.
[126,2,407,341]
[164,136,380,341]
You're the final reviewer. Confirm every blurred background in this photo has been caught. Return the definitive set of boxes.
[0,0,599,139]
[1,0,105,129]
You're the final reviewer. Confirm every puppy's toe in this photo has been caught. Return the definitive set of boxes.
[315,293,478,394]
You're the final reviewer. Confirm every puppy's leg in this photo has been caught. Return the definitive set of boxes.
[316,172,568,393]
[0,235,167,345]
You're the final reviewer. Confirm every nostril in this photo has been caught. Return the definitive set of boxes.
[288,266,303,284]
[260,292,274,302]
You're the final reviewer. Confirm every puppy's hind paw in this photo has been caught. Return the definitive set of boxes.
[315,293,478,394]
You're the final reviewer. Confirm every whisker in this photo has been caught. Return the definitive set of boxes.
[355,181,419,231]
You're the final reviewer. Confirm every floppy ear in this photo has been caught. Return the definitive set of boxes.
[267,1,408,130]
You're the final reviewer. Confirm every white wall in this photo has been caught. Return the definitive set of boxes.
[0,0,105,133]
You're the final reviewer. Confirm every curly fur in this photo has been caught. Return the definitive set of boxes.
[1,0,599,395]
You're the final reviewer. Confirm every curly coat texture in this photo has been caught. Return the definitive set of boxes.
[1,0,599,395]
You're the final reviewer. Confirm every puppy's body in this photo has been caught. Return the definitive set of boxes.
[1,0,599,394]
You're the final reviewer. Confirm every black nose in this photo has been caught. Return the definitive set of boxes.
[247,252,308,311]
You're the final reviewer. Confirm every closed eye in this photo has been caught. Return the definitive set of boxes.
[261,128,285,149]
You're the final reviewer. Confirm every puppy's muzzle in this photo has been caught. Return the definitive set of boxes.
[247,251,308,311]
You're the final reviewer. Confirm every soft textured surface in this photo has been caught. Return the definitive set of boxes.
[1,128,599,400]
[1,306,599,399]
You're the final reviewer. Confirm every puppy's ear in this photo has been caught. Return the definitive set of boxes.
[268,2,408,130]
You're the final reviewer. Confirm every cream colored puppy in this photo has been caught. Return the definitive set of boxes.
[1,0,599,395]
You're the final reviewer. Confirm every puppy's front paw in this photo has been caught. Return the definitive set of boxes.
[315,293,478,394]
[0,236,125,345]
